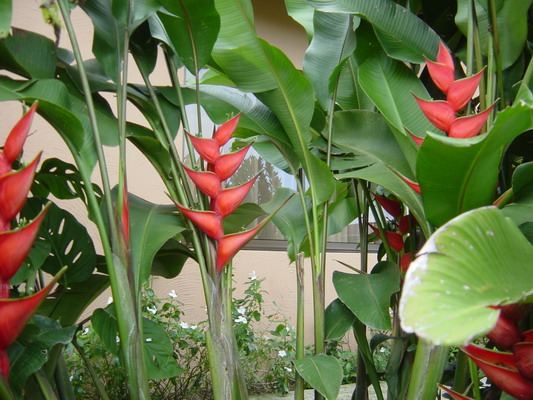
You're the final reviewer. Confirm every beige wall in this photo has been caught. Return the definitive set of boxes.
[3,1,371,341]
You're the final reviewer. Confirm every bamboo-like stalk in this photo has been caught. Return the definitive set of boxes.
[407,342,449,400]
[294,252,305,400]
[488,0,505,108]
[453,350,469,394]
[468,358,482,400]
[56,2,151,398]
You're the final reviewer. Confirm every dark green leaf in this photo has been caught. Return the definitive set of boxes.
[325,298,355,340]
[294,355,343,400]
[91,306,120,355]
[143,318,184,379]
[284,0,315,38]
[512,162,533,204]
[0,0,11,39]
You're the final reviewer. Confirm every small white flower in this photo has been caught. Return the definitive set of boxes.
[263,335,271,340]
[107,296,113,305]
[82,327,90,335]
[115,336,120,343]
[249,270,257,281]
[284,367,292,373]
[146,305,157,315]
[179,321,189,329]
[380,347,386,353]
[190,325,198,330]
[278,350,287,357]
[69,375,73,382]
[145,338,153,343]
[234,315,247,324]
[168,289,177,299]
[237,306,246,315]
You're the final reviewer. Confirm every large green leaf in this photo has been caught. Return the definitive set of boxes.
[142,318,184,379]
[307,0,440,63]
[91,306,121,355]
[126,192,187,288]
[456,0,532,69]
[304,11,356,110]
[332,110,413,178]
[417,102,533,227]
[294,355,343,400]
[400,207,533,346]
[213,0,335,205]
[325,298,356,341]
[0,29,56,79]
[284,0,315,39]
[22,199,97,284]
[511,162,533,204]
[358,55,438,139]
[9,316,76,396]
[333,261,400,330]
[158,0,220,73]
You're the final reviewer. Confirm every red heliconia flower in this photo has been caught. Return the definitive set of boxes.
[407,130,424,146]
[187,133,221,164]
[425,42,455,93]
[373,193,402,219]
[212,175,259,218]
[368,224,404,252]
[396,173,422,195]
[400,253,412,272]
[448,105,494,139]
[398,214,416,235]
[447,69,485,111]
[0,153,41,224]
[0,103,38,175]
[0,275,60,378]
[463,345,533,400]
[413,96,456,132]
[216,222,265,271]
[438,384,474,400]
[182,165,221,198]
[0,205,49,298]
[487,313,522,349]
[213,114,241,147]
[523,330,533,342]
[514,342,533,380]
[213,144,252,181]
[499,303,532,323]
[174,202,223,240]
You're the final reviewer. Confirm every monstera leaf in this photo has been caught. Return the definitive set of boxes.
[400,207,533,346]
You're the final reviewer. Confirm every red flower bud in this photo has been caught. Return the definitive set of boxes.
[174,202,223,240]
[413,96,456,132]
[368,224,404,252]
[216,222,265,271]
[436,41,454,74]
[182,165,221,199]
[425,58,455,93]
[0,205,49,288]
[212,175,258,218]
[448,105,494,139]
[0,153,41,223]
[187,133,220,164]
[213,114,240,147]
[487,313,522,349]
[213,144,252,181]
[373,193,402,219]
[514,343,533,380]
[3,103,37,165]
[447,69,484,111]
[500,303,532,324]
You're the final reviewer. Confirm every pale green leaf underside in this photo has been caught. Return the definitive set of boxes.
[400,207,533,346]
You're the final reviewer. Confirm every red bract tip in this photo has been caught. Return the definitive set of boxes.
[216,223,264,271]
[213,175,258,218]
[214,144,252,181]
[396,173,422,195]
[187,133,220,164]
[407,130,424,146]
[175,202,223,240]
[368,224,404,252]
[462,344,517,371]
[447,69,484,111]
[487,313,522,349]
[413,96,456,132]
[463,345,533,400]
[438,385,474,400]
[523,330,533,342]
[0,205,48,284]
[500,303,532,323]
[400,253,412,272]
[448,105,494,139]
[0,276,58,378]
[182,165,221,198]
[398,215,416,235]
[213,114,241,147]
[436,41,454,73]
[425,59,455,93]
[3,103,37,165]
[514,343,533,380]
[0,153,41,223]
[372,193,402,219]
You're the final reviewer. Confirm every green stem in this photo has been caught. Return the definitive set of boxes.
[57,3,150,398]
[362,183,395,261]
[407,341,448,400]
[0,377,14,400]
[488,0,505,108]
[54,351,76,400]
[468,358,482,400]
[471,1,487,112]
[295,253,305,400]
[72,335,110,400]
[35,371,58,400]
[453,350,469,394]
[514,53,533,103]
